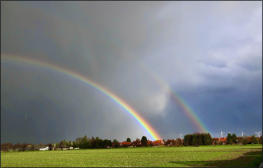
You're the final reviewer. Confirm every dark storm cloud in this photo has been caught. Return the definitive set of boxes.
[1,1,262,143]
[1,62,146,143]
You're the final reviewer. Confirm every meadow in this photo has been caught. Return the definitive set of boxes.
[1,144,262,167]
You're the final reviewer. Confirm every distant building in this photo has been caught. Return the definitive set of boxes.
[212,137,227,145]
[152,140,164,146]
[39,147,49,151]
[219,137,227,144]
[120,141,132,147]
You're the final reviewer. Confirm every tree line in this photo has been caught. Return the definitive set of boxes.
[183,133,212,146]
[1,133,262,152]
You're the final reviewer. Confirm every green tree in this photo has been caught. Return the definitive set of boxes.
[192,134,198,146]
[232,134,237,144]
[227,133,233,144]
[203,133,212,145]
[103,139,112,148]
[197,134,202,145]
[184,134,192,146]
[141,136,148,146]
[112,139,120,148]
[126,138,131,142]
[94,137,104,148]
[79,136,90,149]
[59,140,68,148]
[251,136,258,144]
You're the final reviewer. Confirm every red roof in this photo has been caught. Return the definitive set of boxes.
[219,137,227,142]
[121,141,131,146]
[152,140,164,145]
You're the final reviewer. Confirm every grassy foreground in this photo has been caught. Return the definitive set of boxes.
[1,144,262,167]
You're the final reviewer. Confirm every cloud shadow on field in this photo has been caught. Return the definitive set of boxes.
[169,151,262,167]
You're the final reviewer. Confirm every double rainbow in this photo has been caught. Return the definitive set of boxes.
[2,55,162,140]
[140,63,209,133]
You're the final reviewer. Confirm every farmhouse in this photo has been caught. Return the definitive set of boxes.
[219,137,227,144]
[120,141,132,147]
[152,140,164,146]
[212,137,227,145]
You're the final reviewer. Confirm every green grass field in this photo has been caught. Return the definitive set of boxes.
[1,145,262,167]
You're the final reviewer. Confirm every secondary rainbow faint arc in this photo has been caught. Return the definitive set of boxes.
[2,55,162,140]
[140,63,209,133]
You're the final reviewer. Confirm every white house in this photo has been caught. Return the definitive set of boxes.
[39,147,49,151]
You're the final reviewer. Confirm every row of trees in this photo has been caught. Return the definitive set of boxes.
[0,143,49,152]
[70,136,118,149]
[1,133,262,151]
[164,138,184,146]
[0,136,154,151]
[226,133,238,144]
[226,133,261,145]
[71,136,149,149]
[183,133,212,146]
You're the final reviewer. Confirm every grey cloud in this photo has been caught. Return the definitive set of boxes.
[1,1,261,143]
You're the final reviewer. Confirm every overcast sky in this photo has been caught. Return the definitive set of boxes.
[1,1,262,144]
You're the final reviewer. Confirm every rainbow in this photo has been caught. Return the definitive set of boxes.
[139,63,209,133]
[2,54,162,140]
